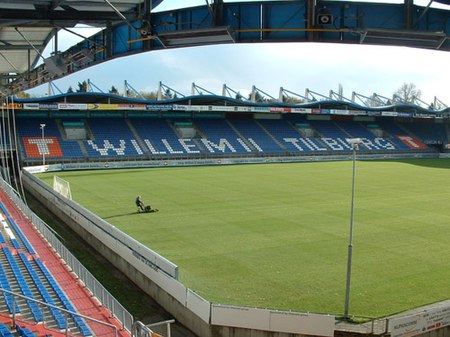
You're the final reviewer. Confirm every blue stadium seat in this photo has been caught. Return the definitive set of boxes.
[16,118,84,161]
[85,118,141,159]
[259,119,327,153]
[15,325,36,337]
[402,121,448,145]
[0,260,21,314]
[19,253,67,329]
[229,118,285,154]
[0,203,36,254]
[0,323,14,337]
[34,259,92,336]
[2,247,43,322]
[195,119,254,155]
[131,118,195,157]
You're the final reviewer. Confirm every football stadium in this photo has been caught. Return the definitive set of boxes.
[0,1,450,337]
[0,89,448,337]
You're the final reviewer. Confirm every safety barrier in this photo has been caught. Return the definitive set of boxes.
[0,287,119,337]
[0,178,134,334]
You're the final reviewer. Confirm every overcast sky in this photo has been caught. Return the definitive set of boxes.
[26,0,450,105]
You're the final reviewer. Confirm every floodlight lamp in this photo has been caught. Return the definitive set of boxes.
[347,138,362,150]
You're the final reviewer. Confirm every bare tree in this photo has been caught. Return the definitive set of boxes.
[16,91,31,98]
[235,92,244,100]
[140,90,158,100]
[109,86,119,95]
[76,80,88,92]
[393,83,421,104]
[283,95,305,104]
[364,93,386,107]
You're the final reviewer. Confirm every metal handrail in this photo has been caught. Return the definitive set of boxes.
[0,177,134,333]
[0,288,119,337]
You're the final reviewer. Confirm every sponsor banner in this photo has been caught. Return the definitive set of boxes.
[172,105,189,111]
[211,304,334,336]
[23,165,49,174]
[390,305,450,337]
[269,107,291,113]
[146,104,172,111]
[37,103,59,110]
[381,111,398,117]
[117,104,146,110]
[5,103,21,109]
[88,103,116,110]
[210,106,236,112]
[58,103,88,110]
[88,103,146,110]
[415,113,435,118]
[188,105,211,111]
[252,107,271,112]
[330,109,347,115]
[236,106,253,112]
[88,103,109,110]
[397,112,413,117]
[291,108,311,114]
[390,314,422,337]
[17,101,433,121]
[23,103,40,110]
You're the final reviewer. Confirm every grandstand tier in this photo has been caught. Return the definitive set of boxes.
[0,191,131,337]
[15,114,447,164]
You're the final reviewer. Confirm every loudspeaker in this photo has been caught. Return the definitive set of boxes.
[317,14,333,25]
[139,21,151,36]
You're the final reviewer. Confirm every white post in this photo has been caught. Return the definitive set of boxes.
[40,123,46,165]
[344,138,362,319]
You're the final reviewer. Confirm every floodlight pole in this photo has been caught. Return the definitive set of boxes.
[344,138,361,320]
[40,123,46,166]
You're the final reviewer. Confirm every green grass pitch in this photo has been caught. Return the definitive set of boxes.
[37,158,450,319]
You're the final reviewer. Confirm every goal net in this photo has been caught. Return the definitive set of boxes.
[53,176,73,200]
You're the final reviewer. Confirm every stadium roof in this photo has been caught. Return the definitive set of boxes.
[1,0,449,95]
[0,0,163,89]
[13,91,450,116]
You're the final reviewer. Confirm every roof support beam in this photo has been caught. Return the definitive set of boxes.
[404,0,414,29]
[103,0,141,35]
[14,27,44,61]
[0,8,129,23]
[0,45,34,50]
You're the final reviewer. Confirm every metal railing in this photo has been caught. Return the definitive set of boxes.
[0,178,134,334]
[0,288,119,337]
[334,314,389,335]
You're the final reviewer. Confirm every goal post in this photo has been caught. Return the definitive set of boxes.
[53,176,73,200]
